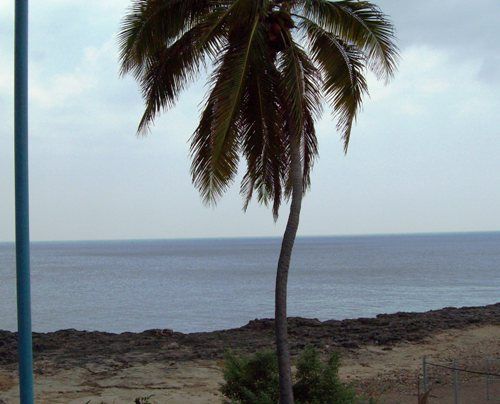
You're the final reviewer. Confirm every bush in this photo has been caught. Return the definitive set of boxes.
[294,347,356,404]
[221,350,280,403]
[221,347,357,404]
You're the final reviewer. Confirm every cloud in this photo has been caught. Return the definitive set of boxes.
[30,70,95,108]
[365,45,489,118]
[379,0,500,82]
[28,39,121,109]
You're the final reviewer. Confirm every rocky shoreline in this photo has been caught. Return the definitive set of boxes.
[1,303,499,370]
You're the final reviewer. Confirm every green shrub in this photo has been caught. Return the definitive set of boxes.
[294,347,356,404]
[221,350,279,403]
[221,347,358,404]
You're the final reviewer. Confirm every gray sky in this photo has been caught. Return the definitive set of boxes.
[1,0,499,242]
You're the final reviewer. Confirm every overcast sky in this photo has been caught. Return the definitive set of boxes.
[1,0,499,242]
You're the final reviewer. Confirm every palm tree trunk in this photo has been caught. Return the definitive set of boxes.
[275,134,303,404]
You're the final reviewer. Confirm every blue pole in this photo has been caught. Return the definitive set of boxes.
[14,0,34,402]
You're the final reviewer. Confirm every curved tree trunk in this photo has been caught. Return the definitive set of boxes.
[275,134,303,404]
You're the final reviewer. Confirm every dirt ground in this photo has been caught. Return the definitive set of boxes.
[1,325,498,403]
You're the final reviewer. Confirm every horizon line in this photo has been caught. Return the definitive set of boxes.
[1,229,499,244]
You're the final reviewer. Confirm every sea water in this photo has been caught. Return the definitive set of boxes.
[0,232,498,333]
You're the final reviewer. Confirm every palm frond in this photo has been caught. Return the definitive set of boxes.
[240,62,285,219]
[278,38,322,197]
[119,0,221,75]
[298,0,398,81]
[302,107,317,190]
[278,39,322,135]
[190,94,242,205]
[136,11,227,132]
[190,7,265,204]
[302,18,368,152]
[210,13,263,163]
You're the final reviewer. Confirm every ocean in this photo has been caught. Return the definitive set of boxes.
[0,232,499,333]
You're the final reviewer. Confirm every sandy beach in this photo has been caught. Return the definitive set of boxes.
[1,304,499,403]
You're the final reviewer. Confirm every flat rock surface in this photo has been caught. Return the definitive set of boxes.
[0,303,499,369]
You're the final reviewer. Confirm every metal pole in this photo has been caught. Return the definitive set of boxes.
[486,358,491,401]
[453,360,459,404]
[422,356,428,393]
[417,373,420,402]
[14,0,34,402]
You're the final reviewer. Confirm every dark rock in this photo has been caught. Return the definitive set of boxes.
[0,303,498,368]
[341,341,359,349]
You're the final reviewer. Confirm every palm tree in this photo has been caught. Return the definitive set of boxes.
[119,1,397,402]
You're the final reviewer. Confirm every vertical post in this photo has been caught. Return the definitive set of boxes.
[422,356,428,393]
[486,358,491,401]
[15,0,34,403]
[417,373,420,401]
[453,360,459,404]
